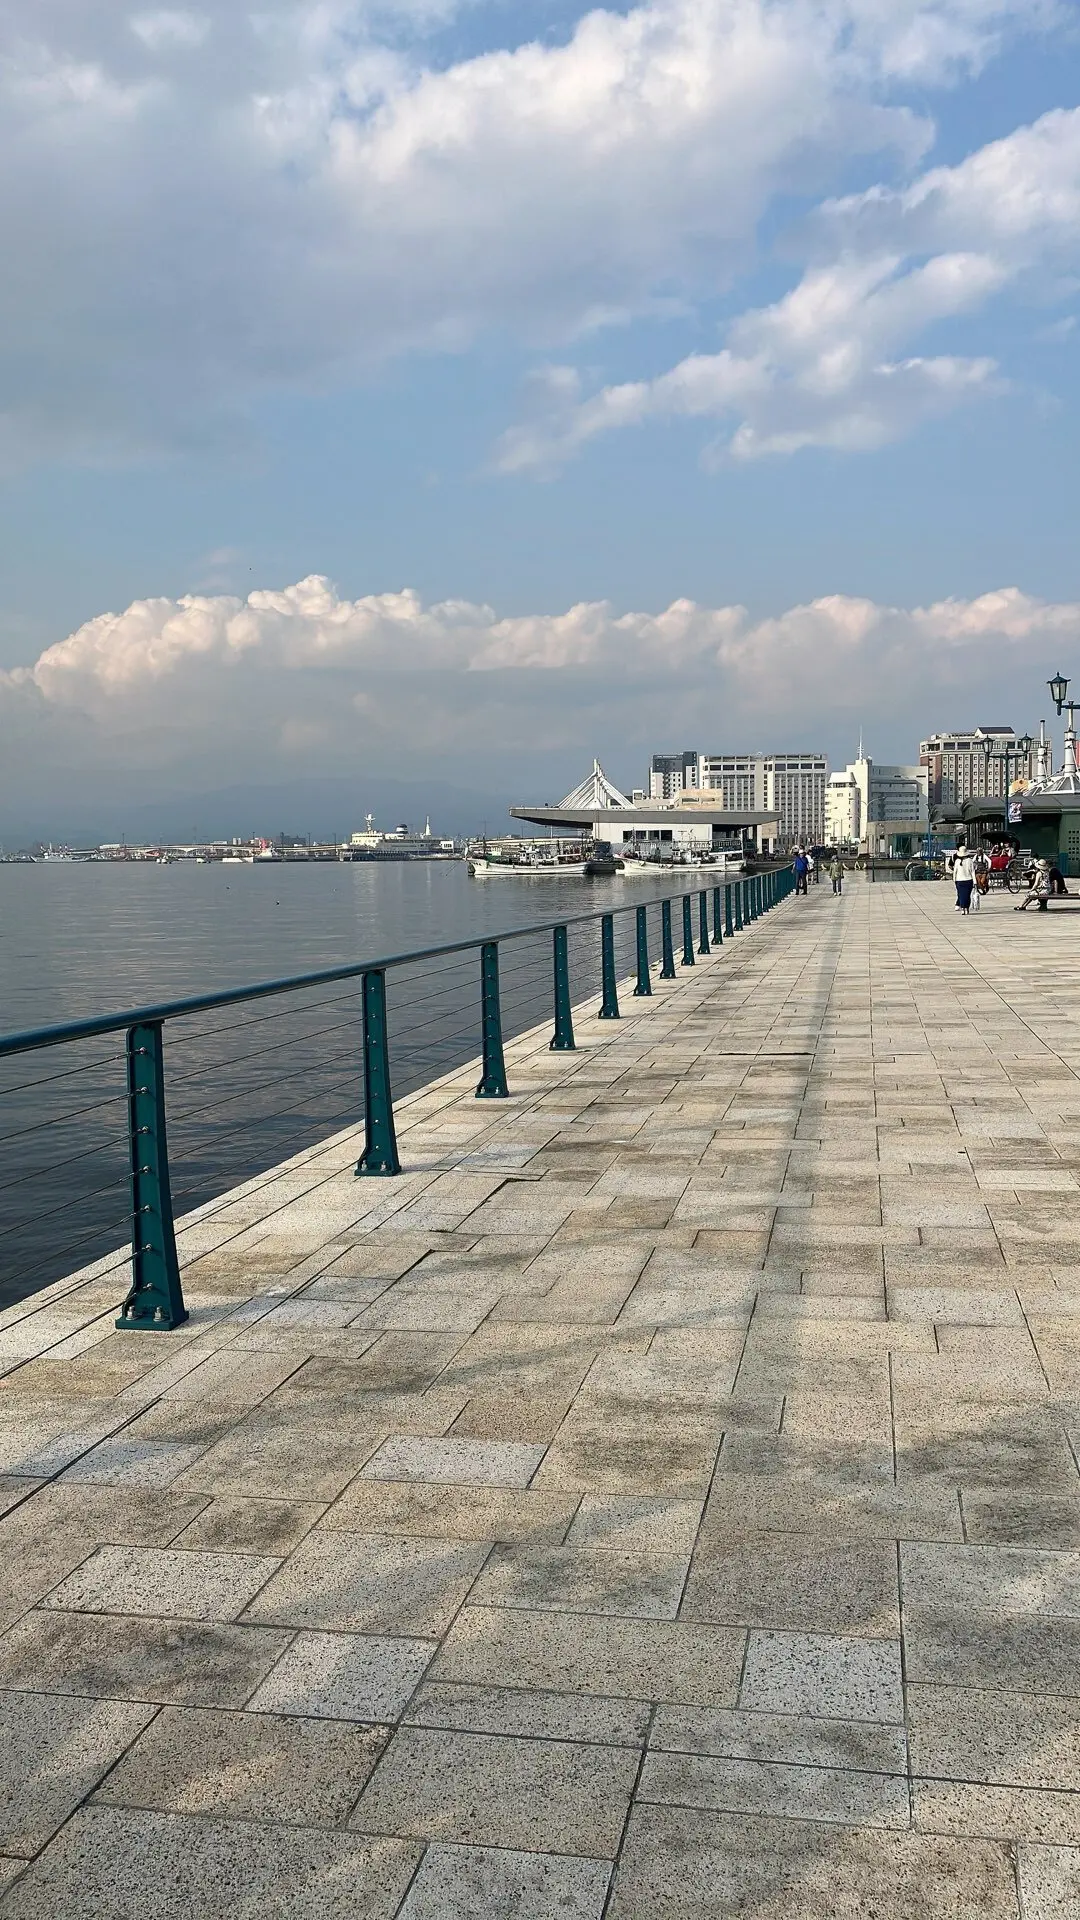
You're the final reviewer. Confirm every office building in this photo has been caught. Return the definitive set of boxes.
[825,769,861,847]
[693,753,828,847]
[828,751,928,855]
[920,728,1041,806]
[648,751,698,800]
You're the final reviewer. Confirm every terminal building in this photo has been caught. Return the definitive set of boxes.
[512,761,778,857]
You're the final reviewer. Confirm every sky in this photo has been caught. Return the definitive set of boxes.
[0,0,1078,835]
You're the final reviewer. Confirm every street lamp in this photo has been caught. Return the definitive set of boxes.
[1006,733,1033,830]
[1049,673,1070,716]
[980,730,995,800]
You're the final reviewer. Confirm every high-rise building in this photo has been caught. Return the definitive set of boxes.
[920,728,1042,806]
[825,769,861,847]
[648,751,698,800]
[694,753,828,846]
[827,752,928,853]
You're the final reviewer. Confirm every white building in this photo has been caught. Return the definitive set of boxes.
[829,752,928,853]
[825,769,861,847]
[690,752,828,847]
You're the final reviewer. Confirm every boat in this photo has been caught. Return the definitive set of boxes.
[467,852,589,876]
[582,840,624,877]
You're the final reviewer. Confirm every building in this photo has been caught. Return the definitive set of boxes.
[658,752,828,847]
[648,751,698,800]
[920,728,1042,806]
[826,751,929,856]
[825,769,861,847]
[511,760,778,856]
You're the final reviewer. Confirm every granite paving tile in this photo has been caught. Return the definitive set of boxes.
[0,1804,419,1919]
[0,1608,291,1707]
[602,1805,1021,1918]
[1016,1842,1080,1919]
[395,1843,611,1919]
[469,1542,689,1618]
[171,1495,326,1554]
[0,1693,155,1856]
[245,1630,435,1720]
[682,1534,899,1635]
[42,1545,281,1623]
[357,1435,545,1487]
[321,1478,575,1544]
[739,1630,904,1722]
[351,1725,640,1855]
[638,1749,911,1827]
[402,1679,648,1745]
[433,1602,745,1704]
[94,1705,389,1825]
[242,1530,489,1635]
[649,1704,906,1772]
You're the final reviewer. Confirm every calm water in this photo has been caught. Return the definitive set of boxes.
[0,861,686,1306]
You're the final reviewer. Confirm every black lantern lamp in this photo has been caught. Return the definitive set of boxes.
[1049,674,1070,715]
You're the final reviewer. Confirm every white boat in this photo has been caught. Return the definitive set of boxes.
[468,855,588,876]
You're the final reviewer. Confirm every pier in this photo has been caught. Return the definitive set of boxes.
[0,876,1079,1915]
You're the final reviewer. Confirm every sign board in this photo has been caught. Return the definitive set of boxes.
[1008,800,1023,824]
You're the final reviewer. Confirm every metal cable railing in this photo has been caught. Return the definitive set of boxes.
[0,870,794,1326]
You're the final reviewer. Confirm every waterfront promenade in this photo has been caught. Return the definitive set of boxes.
[2,879,1080,1915]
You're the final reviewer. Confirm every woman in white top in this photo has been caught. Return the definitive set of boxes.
[953,846,977,914]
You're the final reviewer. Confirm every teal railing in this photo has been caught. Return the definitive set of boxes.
[0,870,795,1331]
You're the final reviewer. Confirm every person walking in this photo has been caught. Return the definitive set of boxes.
[1015,858,1053,912]
[793,849,809,896]
[829,854,844,894]
[953,844,977,914]
[809,850,820,884]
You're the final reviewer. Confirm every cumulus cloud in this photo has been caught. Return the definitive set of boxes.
[500,104,1080,469]
[0,0,1050,463]
[2,575,1076,815]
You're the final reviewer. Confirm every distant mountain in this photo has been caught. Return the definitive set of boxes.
[3,774,522,849]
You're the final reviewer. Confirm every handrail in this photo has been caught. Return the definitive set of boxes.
[1,869,795,1332]
[0,885,713,1057]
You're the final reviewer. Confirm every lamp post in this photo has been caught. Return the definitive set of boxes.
[979,733,995,845]
[1010,733,1033,817]
[1049,673,1070,716]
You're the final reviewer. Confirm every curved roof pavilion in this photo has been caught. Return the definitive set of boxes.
[510,759,777,835]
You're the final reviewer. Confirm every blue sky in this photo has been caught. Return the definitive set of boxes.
[0,0,1078,828]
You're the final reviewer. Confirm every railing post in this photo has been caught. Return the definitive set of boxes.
[712,885,723,945]
[599,913,620,1020]
[551,925,576,1050]
[116,1021,187,1331]
[476,941,509,1097]
[355,968,401,1174]
[681,895,695,966]
[734,884,744,932]
[633,904,652,997]
[660,900,676,979]
[725,884,734,937]
[698,890,710,955]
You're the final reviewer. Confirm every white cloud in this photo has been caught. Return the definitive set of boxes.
[2,575,1076,809]
[0,0,1047,462]
[502,105,1080,469]
[130,11,210,51]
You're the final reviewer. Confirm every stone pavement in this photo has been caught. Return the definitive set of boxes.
[2,876,1080,1915]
